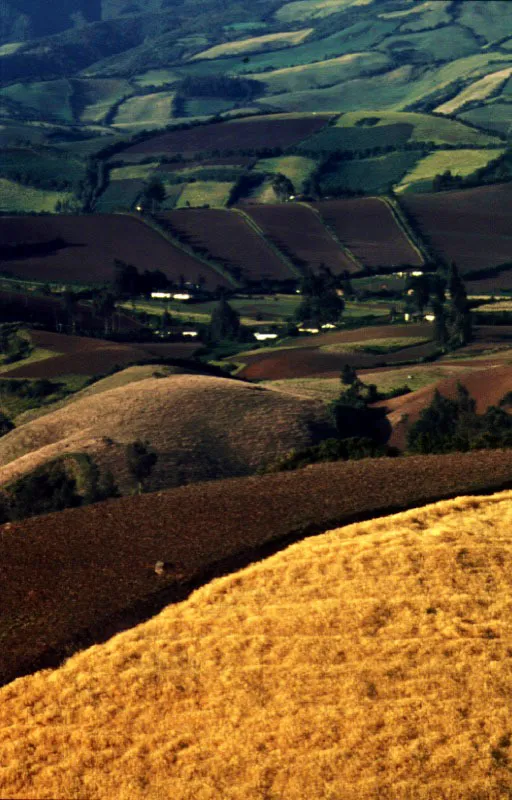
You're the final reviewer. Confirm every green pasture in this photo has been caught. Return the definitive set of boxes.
[109,163,159,181]
[255,66,418,113]
[191,29,313,61]
[0,81,74,123]
[335,110,500,147]
[94,179,144,212]
[459,103,512,136]
[0,179,73,213]
[255,156,316,192]
[319,336,430,354]
[377,25,479,64]
[0,149,86,189]
[132,70,181,87]
[160,184,184,209]
[379,0,452,30]
[435,67,512,115]
[274,0,364,23]
[397,148,506,193]
[261,376,341,403]
[298,122,412,153]
[250,52,391,95]
[113,92,176,126]
[458,1,512,44]
[77,78,133,124]
[319,150,422,195]
[175,181,233,208]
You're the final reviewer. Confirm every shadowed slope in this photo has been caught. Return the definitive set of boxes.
[2,490,512,799]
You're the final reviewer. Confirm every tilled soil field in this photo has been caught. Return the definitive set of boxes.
[244,203,357,274]
[402,184,512,274]
[159,208,295,281]
[119,116,330,160]
[313,197,424,268]
[0,214,230,288]
[2,450,512,687]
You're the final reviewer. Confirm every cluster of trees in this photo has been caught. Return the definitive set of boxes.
[294,267,345,326]
[408,384,512,454]
[405,262,472,350]
[0,324,32,364]
[113,259,171,298]
[177,75,262,100]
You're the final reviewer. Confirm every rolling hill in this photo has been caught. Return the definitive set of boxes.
[0,373,336,492]
[2,486,512,797]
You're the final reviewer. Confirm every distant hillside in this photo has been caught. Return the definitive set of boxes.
[1,1,512,209]
[0,373,336,492]
[2,486,512,798]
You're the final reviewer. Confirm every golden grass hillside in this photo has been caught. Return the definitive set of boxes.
[0,374,335,492]
[3,490,512,799]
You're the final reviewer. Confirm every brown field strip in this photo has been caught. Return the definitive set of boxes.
[119,116,330,159]
[2,450,512,688]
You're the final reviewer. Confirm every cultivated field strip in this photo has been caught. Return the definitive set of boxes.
[1,491,512,798]
[2,450,512,688]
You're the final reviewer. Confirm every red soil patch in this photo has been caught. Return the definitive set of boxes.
[377,363,512,450]
[244,203,356,274]
[2,449,512,687]
[1,330,200,379]
[239,324,435,380]
[0,214,230,289]
[313,198,423,268]
[159,209,295,282]
[120,116,330,160]
[402,184,512,276]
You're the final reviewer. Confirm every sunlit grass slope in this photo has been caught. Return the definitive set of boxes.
[2,491,512,799]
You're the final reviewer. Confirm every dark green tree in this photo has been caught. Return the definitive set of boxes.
[295,268,344,326]
[126,440,158,494]
[142,176,166,213]
[341,364,357,385]
[0,411,14,437]
[447,262,472,348]
[209,296,241,342]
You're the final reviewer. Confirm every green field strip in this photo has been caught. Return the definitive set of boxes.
[230,208,303,280]
[120,212,240,288]
[378,196,427,266]
[298,201,363,272]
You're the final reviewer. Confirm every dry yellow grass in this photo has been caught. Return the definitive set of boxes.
[2,490,512,798]
[435,67,512,114]
[0,373,334,492]
[190,29,313,60]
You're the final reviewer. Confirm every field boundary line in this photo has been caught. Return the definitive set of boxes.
[230,207,303,279]
[116,211,241,288]
[380,195,428,265]
[299,201,363,271]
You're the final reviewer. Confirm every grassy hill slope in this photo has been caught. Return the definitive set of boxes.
[2,486,512,797]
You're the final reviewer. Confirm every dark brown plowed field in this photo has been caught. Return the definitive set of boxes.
[244,203,357,274]
[1,330,200,379]
[159,209,295,281]
[0,214,230,289]
[402,184,512,275]
[377,363,512,451]
[2,450,512,687]
[239,324,434,380]
[313,197,424,268]
[119,116,330,160]
[467,274,512,294]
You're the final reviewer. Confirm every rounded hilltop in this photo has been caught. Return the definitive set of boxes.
[2,490,512,798]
